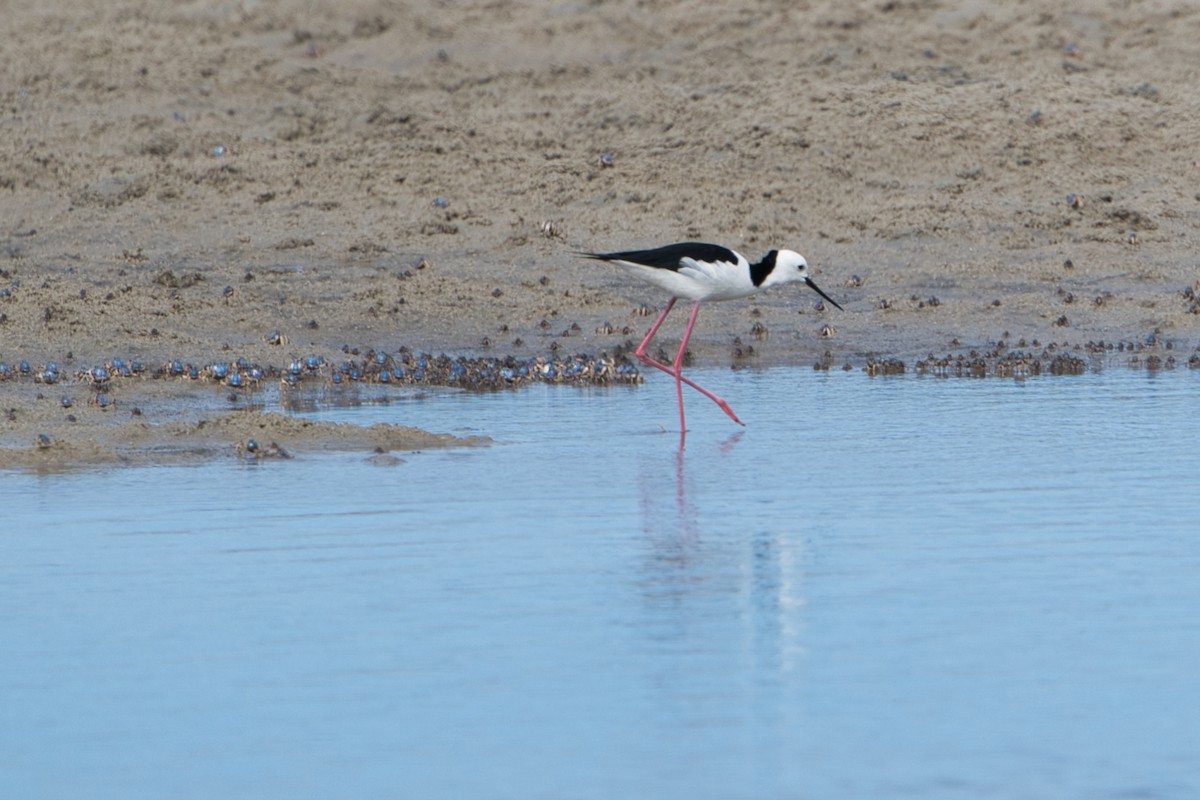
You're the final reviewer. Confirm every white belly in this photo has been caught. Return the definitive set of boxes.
[617,260,757,302]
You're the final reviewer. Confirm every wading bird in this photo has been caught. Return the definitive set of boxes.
[581,241,843,437]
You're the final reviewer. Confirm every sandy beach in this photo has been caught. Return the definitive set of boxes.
[2,0,1198,467]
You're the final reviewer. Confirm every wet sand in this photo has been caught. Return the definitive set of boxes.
[3,0,1199,467]
[0,379,491,472]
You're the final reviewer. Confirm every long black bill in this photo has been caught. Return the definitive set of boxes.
[805,277,844,311]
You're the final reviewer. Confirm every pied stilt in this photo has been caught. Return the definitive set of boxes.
[581,241,843,436]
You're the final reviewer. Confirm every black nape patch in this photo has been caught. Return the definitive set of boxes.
[749,250,777,287]
[585,241,740,271]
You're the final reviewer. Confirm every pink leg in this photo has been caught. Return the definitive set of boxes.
[672,306,692,437]
[634,297,678,359]
[634,299,745,428]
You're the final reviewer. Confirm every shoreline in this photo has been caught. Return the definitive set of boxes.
[1,341,1192,471]
[5,0,1200,467]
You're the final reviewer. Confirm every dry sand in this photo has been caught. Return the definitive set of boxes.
[2,0,1199,467]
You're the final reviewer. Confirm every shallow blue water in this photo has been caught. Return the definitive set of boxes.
[3,367,1199,799]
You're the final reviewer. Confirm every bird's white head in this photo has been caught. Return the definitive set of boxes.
[764,249,843,310]
[766,250,810,284]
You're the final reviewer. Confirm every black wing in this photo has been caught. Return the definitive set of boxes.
[581,241,739,271]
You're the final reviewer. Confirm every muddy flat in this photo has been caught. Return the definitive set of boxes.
[2,0,1198,466]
